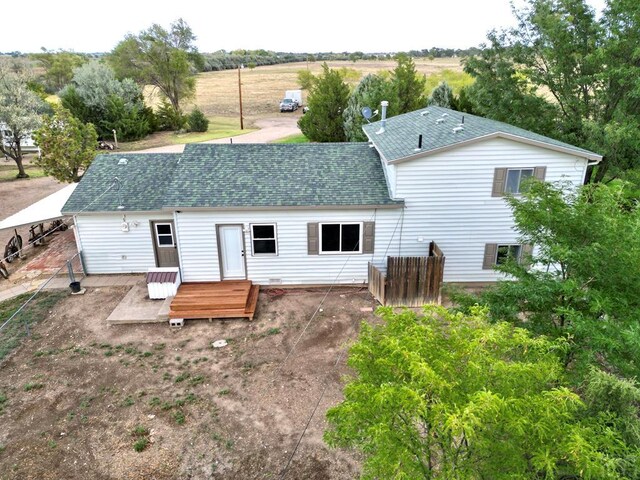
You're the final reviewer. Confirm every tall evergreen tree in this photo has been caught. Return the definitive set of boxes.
[390,54,427,114]
[298,63,350,142]
[343,74,393,142]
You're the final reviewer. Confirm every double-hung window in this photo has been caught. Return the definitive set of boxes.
[495,244,522,265]
[251,224,277,255]
[505,168,534,194]
[155,223,175,247]
[320,223,362,254]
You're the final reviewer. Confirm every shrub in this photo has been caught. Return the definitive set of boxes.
[187,108,209,132]
[156,101,187,131]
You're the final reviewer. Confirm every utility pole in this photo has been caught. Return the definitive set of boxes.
[238,65,244,130]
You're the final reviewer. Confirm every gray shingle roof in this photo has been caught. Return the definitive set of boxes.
[62,143,401,213]
[165,143,399,208]
[362,106,602,162]
[62,153,179,213]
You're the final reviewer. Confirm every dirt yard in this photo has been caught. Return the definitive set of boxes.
[0,285,380,479]
[0,160,66,271]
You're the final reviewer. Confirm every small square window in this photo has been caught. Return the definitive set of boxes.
[154,223,174,247]
[496,244,522,265]
[505,169,534,194]
[251,224,277,255]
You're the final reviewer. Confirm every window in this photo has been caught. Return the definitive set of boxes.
[251,224,277,255]
[154,223,174,247]
[505,168,534,194]
[320,223,362,254]
[496,244,522,265]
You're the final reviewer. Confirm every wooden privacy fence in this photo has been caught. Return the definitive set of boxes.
[368,241,445,307]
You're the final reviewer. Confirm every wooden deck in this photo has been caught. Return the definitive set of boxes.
[169,280,259,321]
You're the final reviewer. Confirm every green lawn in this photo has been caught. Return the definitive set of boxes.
[0,162,46,182]
[272,134,309,144]
[0,291,67,361]
[118,117,256,151]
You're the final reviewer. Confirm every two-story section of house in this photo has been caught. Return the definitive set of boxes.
[363,105,601,283]
[62,105,601,286]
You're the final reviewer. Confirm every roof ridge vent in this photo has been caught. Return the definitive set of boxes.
[436,118,445,125]
[118,158,128,165]
[441,113,449,117]
[419,110,430,116]
[452,126,464,133]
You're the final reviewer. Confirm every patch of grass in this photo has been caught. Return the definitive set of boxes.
[79,397,93,409]
[0,393,7,415]
[23,382,44,392]
[153,343,166,351]
[0,162,47,182]
[47,440,57,449]
[189,375,205,387]
[0,444,5,454]
[132,425,150,436]
[149,397,161,407]
[173,410,185,425]
[162,372,172,381]
[175,372,190,383]
[104,350,114,357]
[424,69,475,95]
[140,351,153,358]
[266,327,281,336]
[121,396,135,407]
[272,134,309,144]
[218,389,231,396]
[133,437,149,452]
[0,291,66,361]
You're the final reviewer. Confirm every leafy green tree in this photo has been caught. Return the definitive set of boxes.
[33,106,97,182]
[109,18,203,118]
[326,305,631,479]
[0,65,45,178]
[298,63,349,142]
[451,180,640,378]
[343,74,393,142]
[187,107,209,132]
[59,62,151,141]
[464,0,640,182]
[390,54,427,114]
[428,81,454,108]
[297,70,317,90]
[31,49,87,92]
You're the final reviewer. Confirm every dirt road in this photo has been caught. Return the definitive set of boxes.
[132,115,302,154]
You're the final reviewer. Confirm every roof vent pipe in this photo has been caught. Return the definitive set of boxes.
[376,100,389,135]
[418,134,423,148]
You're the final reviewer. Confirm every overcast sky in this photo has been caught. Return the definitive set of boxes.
[4,0,607,54]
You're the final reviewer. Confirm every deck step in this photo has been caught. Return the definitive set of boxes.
[169,280,259,321]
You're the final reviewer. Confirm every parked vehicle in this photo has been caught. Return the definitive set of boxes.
[279,98,298,112]
[285,90,303,107]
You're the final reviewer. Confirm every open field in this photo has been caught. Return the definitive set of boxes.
[176,58,465,124]
[0,284,380,479]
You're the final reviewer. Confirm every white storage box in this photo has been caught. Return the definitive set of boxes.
[146,267,181,299]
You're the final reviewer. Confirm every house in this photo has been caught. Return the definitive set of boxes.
[62,106,601,286]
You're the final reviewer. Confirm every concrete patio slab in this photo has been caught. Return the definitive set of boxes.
[106,284,171,325]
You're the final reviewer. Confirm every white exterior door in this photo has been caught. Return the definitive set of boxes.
[218,225,246,280]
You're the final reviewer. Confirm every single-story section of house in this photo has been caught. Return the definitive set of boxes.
[62,106,601,285]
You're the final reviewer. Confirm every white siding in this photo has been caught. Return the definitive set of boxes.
[75,213,173,273]
[393,137,588,282]
[175,209,403,284]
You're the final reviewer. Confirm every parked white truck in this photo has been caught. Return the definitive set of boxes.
[279,90,303,112]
